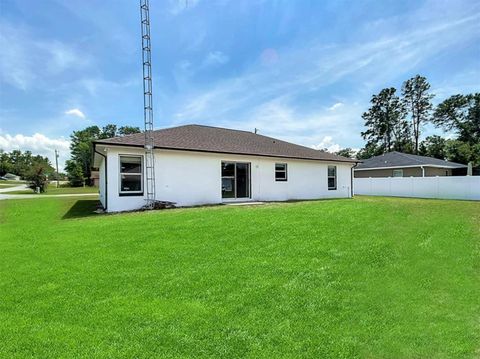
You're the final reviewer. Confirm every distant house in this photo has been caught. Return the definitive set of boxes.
[90,170,100,187]
[4,173,21,181]
[93,124,357,212]
[354,151,467,178]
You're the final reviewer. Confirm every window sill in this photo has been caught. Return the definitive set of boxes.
[275,179,288,182]
[119,192,144,197]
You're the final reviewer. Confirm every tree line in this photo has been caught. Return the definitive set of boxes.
[66,125,141,186]
[0,125,140,191]
[336,75,479,166]
[0,150,55,192]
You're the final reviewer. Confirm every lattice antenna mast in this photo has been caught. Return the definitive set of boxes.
[140,0,156,208]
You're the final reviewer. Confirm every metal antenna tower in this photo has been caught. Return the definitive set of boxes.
[140,0,156,208]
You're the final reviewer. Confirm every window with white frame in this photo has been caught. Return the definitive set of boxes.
[392,169,403,177]
[328,165,337,190]
[119,155,143,194]
[275,163,287,181]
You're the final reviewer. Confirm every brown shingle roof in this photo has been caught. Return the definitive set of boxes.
[94,124,357,163]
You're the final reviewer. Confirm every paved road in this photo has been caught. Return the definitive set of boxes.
[0,184,28,193]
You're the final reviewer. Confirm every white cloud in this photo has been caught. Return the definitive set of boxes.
[328,102,344,111]
[0,132,70,170]
[311,136,341,153]
[0,20,91,90]
[172,6,480,150]
[65,108,86,119]
[203,51,229,66]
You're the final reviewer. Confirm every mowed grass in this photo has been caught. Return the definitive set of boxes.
[0,180,25,188]
[5,183,98,195]
[0,197,479,358]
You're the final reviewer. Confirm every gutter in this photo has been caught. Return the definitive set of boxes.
[93,143,108,211]
[351,162,358,198]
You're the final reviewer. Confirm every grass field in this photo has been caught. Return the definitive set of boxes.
[0,196,479,358]
[0,180,25,188]
[5,183,98,195]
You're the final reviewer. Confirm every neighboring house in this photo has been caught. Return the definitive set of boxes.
[354,151,467,178]
[4,173,21,181]
[93,124,357,212]
[90,170,100,187]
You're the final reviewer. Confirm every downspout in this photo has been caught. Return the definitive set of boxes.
[420,166,425,177]
[351,162,359,198]
[93,143,108,211]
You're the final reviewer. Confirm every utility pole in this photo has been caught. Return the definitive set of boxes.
[54,149,60,188]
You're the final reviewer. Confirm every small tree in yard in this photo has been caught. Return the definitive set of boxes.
[26,164,48,193]
[65,160,85,187]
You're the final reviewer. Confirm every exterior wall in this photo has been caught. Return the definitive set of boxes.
[425,167,451,177]
[102,146,354,212]
[355,166,452,178]
[354,176,480,200]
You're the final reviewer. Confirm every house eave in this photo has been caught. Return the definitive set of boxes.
[355,164,466,171]
[93,141,359,164]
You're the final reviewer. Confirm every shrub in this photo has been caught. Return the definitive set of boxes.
[25,164,48,193]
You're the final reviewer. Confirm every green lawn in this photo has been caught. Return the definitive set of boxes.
[0,180,25,188]
[5,183,98,195]
[0,197,479,358]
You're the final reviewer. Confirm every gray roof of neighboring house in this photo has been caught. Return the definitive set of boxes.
[94,124,357,163]
[356,151,467,169]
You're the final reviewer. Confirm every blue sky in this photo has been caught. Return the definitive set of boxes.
[0,0,479,168]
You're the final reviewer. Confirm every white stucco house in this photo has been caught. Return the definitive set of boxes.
[93,124,358,212]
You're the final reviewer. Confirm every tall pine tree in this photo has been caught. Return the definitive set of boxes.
[361,88,410,154]
[402,75,434,154]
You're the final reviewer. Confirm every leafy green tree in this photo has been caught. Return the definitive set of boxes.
[361,88,411,153]
[68,124,140,185]
[119,126,141,136]
[0,150,53,178]
[402,75,435,154]
[101,124,118,139]
[444,140,479,165]
[432,93,480,146]
[419,135,447,159]
[0,150,13,176]
[25,163,49,193]
[335,148,356,158]
[65,160,85,187]
[356,143,383,160]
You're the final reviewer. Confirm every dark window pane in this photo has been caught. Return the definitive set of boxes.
[121,175,142,192]
[328,177,336,189]
[222,178,235,198]
[236,163,249,198]
[121,156,142,173]
[328,166,336,177]
[275,163,287,181]
[222,162,235,177]
[275,171,286,180]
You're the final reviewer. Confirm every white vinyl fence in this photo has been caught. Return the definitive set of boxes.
[354,176,480,201]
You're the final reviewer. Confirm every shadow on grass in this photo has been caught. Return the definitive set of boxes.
[62,200,100,220]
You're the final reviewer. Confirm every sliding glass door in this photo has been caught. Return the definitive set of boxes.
[221,162,250,199]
